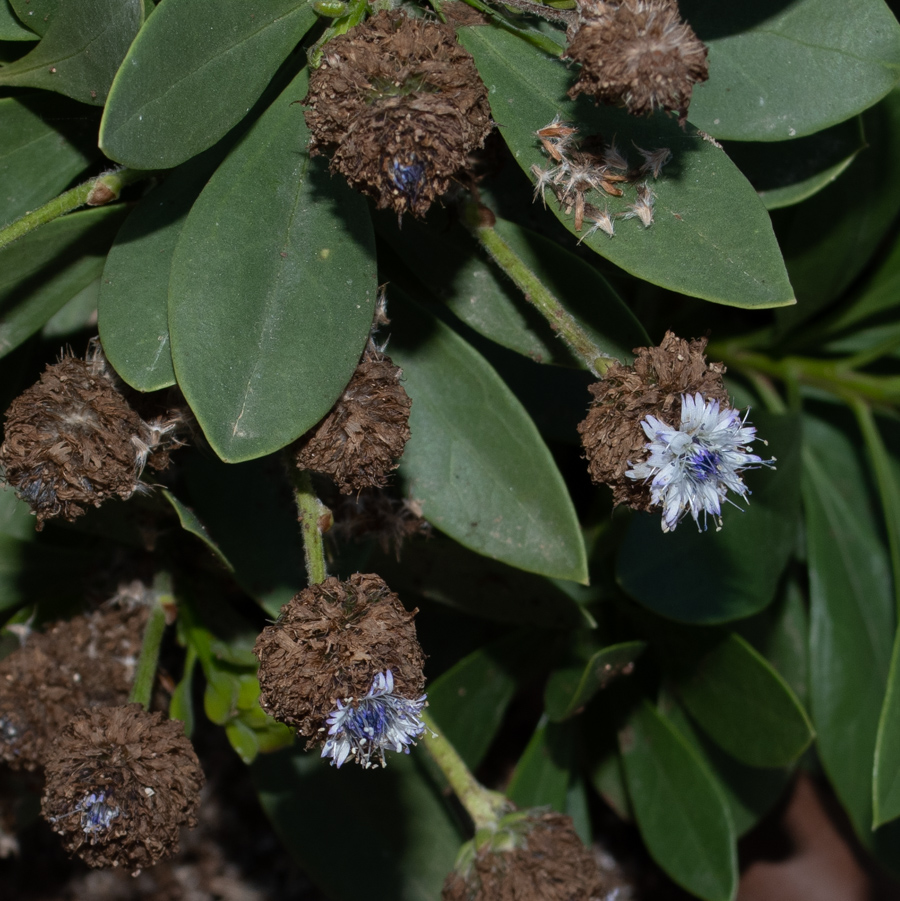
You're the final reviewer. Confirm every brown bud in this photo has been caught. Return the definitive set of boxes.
[565,0,709,122]
[293,347,412,494]
[41,704,203,874]
[254,573,425,745]
[304,10,493,218]
[578,331,727,510]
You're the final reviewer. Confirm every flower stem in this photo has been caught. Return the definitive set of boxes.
[420,710,507,832]
[463,201,614,377]
[290,467,330,585]
[128,572,173,710]
[0,167,151,252]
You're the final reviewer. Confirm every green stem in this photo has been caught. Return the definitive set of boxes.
[420,710,506,831]
[128,572,172,709]
[463,202,614,377]
[291,467,329,585]
[0,167,151,252]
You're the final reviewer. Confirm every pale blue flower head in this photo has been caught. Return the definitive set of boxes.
[625,393,775,532]
[321,669,428,769]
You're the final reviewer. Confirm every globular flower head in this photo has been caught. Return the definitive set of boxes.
[626,393,775,531]
[304,10,493,218]
[254,574,426,752]
[565,0,709,122]
[41,704,203,873]
[321,669,427,769]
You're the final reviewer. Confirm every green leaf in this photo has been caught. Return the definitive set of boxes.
[160,489,234,573]
[390,292,588,583]
[169,645,197,736]
[100,0,317,168]
[0,0,37,41]
[169,69,377,462]
[0,95,99,230]
[0,0,143,105]
[376,208,648,366]
[507,719,577,812]
[620,700,737,901]
[428,631,544,769]
[253,748,463,901]
[41,276,99,339]
[618,412,801,624]
[675,633,813,768]
[8,0,56,36]
[685,0,900,141]
[459,26,793,310]
[225,718,260,764]
[545,638,647,722]
[724,117,865,210]
[0,205,127,358]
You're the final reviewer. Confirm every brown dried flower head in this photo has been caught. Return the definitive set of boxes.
[565,0,709,122]
[304,10,493,217]
[0,604,147,771]
[578,331,727,510]
[0,348,182,529]
[294,345,412,494]
[41,704,203,874]
[442,810,614,901]
[254,573,425,744]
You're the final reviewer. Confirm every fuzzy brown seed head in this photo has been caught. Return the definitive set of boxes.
[578,331,727,510]
[0,352,175,529]
[304,10,493,218]
[442,811,614,901]
[293,347,412,494]
[565,0,709,122]
[0,604,147,771]
[254,573,425,744]
[41,704,202,874]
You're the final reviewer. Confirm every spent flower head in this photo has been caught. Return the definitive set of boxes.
[626,392,775,532]
[321,669,428,769]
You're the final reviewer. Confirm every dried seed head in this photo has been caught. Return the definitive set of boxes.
[0,604,147,771]
[442,810,617,901]
[565,0,709,122]
[293,346,412,494]
[304,10,493,217]
[0,350,181,529]
[254,573,425,745]
[41,704,203,873]
[578,331,728,510]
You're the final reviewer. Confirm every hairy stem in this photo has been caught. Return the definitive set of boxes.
[291,467,330,585]
[128,572,173,709]
[463,202,614,376]
[0,167,151,252]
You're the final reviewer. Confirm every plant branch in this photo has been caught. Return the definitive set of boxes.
[290,466,330,585]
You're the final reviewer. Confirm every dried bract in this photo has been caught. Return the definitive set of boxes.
[41,704,203,873]
[305,10,493,217]
[565,0,709,122]
[254,573,425,747]
[293,346,412,494]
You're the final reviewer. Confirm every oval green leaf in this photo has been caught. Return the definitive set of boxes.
[100,0,317,168]
[169,69,377,462]
[459,25,793,310]
[390,292,588,584]
[0,0,37,42]
[8,0,56,36]
[685,0,900,141]
[0,0,142,105]
[160,489,234,572]
[507,719,578,813]
[675,633,813,768]
[620,700,737,901]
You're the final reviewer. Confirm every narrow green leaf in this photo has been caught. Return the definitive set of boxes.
[0,205,127,358]
[390,292,588,583]
[545,639,647,722]
[0,95,99,230]
[0,0,37,41]
[8,0,56,36]
[675,633,814,768]
[160,489,234,573]
[620,700,737,901]
[508,719,578,813]
[618,412,801,623]
[100,0,317,168]
[686,0,900,140]
[169,645,197,736]
[253,748,463,901]
[460,25,794,309]
[0,0,142,105]
[169,69,377,462]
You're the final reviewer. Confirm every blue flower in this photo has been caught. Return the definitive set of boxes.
[625,393,775,532]
[321,670,427,769]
